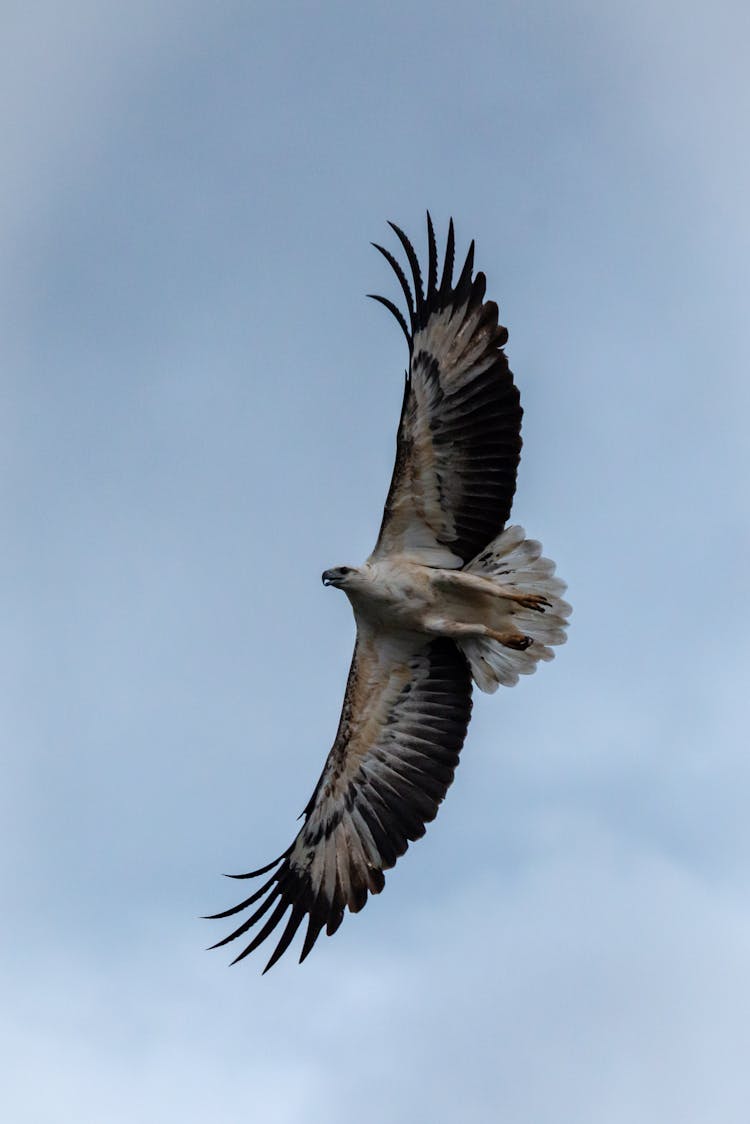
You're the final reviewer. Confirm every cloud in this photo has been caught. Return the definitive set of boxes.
[4,835,750,1123]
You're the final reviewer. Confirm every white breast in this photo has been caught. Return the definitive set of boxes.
[346,558,434,631]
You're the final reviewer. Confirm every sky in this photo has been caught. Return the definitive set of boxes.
[3,0,750,1120]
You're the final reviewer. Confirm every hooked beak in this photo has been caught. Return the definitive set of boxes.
[321,570,335,587]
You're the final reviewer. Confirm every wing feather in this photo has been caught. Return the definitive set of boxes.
[439,217,455,298]
[371,242,415,322]
[387,221,425,321]
[207,626,472,970]
[369,214,523,567]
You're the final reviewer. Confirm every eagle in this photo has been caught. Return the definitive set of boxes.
[206,215,570,971]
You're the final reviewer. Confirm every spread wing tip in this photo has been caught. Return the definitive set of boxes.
[206,853,347,972]
[371,214,489,343]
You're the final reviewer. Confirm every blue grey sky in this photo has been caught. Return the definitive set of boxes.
[3,1,750,1120]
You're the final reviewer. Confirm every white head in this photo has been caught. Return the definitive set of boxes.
[321,565,361,590]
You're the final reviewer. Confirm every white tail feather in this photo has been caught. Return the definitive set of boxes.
[459,525,570,694]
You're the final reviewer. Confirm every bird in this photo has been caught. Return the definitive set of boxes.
[206,214,570,972]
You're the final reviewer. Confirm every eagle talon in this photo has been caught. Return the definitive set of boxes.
[504,635,533,651]
[519,594,550,611]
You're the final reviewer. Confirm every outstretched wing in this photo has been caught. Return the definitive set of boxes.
[369,215,523,567]
[206,627,472,972]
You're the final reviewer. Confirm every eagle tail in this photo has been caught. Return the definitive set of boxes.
[458,526,571,693]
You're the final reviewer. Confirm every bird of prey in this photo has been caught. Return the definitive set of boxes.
[207,215,570,971]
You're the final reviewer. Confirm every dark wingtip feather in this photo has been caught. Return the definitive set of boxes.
[471,270,486,306]
[367,293,411,347]
[426,211,438,301]
[371,242,415,321]
[229,897,291,966]
[326,906,346,937]
[298,902,328,963]
[261,902,307,974]
[387,221,424,321]
[208,881,284,949]
[223,849,289,879]
[203,873,278,920]
[439,218,455,298]
[207,934,237,952]
[455,239,475,303]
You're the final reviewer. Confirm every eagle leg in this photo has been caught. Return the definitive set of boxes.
[423,616,532,652]
[432,569,550,612]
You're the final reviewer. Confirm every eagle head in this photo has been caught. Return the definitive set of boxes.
[321,566,358,588]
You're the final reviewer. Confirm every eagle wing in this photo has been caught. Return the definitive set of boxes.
[369,215,523,567]
[207,625,472,971]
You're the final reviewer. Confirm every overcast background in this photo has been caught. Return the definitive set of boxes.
[3,1,750,1121]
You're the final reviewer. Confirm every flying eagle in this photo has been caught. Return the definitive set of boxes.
[207,215,570,971]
